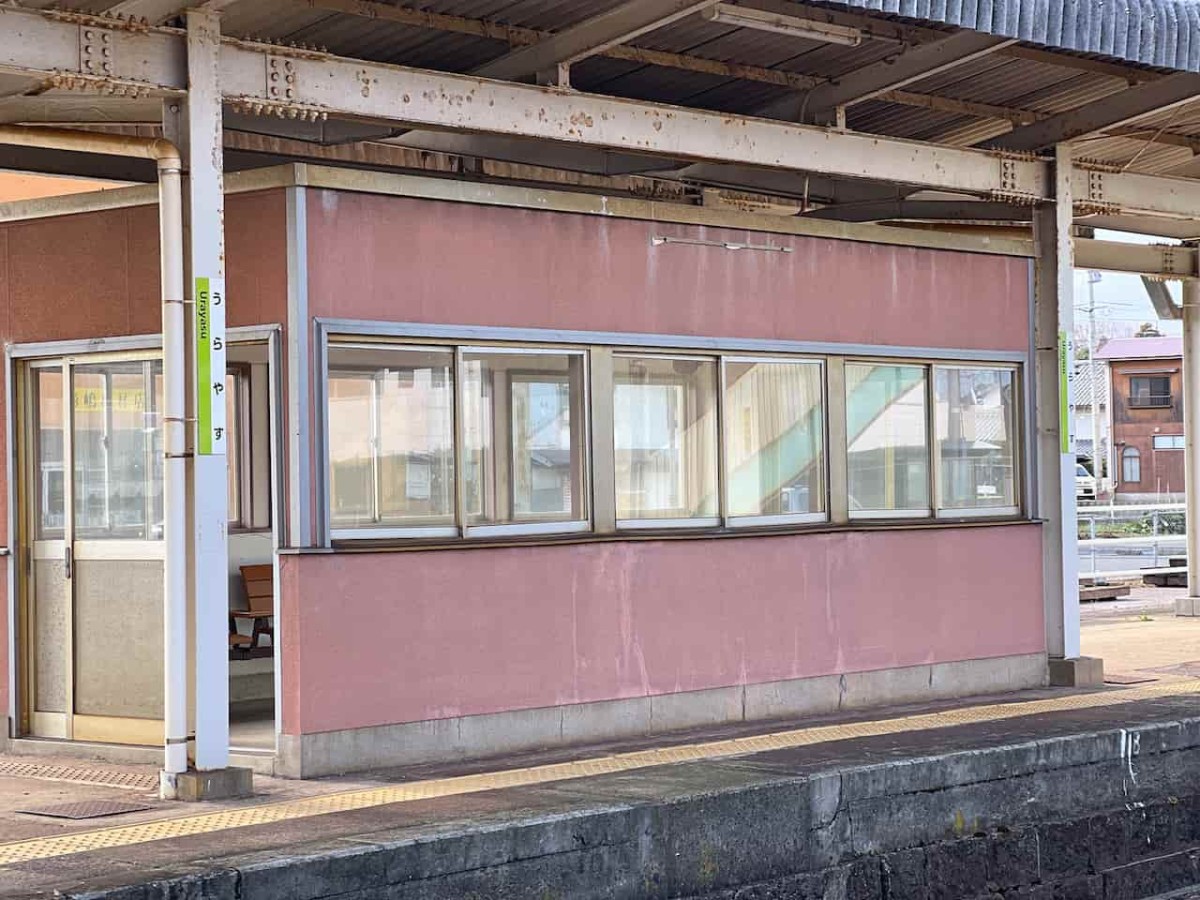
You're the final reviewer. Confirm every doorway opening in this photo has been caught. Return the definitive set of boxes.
[13,335,279,758]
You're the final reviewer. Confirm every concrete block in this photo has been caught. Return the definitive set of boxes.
[1049,656,1104,687]
[560,695,650,745]
[841,664,932,710]
[239,846,387,900]
[1036,819,1092,881]
[880,847,927,900]
[923,838,991,900]
[989,828,1040,890]
[930,652,1048,696]
[1176,595,1200,616]
[162,766,253,802]
[455,703,562,757]
[1101,850,1200,899]
[649,685,742,733]
[743,673,841,721]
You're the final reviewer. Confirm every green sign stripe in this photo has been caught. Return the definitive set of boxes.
[196,276,212,456]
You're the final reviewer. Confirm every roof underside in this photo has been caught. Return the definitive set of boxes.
[6,0,1200,232]
[838,0,1200,71]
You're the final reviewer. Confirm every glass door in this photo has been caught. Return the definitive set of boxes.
[24,354,165,745]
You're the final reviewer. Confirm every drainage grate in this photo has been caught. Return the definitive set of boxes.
[16,800,153,821]
[0,760,158,791]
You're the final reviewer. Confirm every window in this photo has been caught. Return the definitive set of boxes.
[846,363,929,518]
[723,359,825,523]
[934,366,1018,515]
[322,331,1024,542]
[461,349,589,535]
[1152,434,1185,450]
[1122,446,1142,483]
[614,355,718,525]
[72,360,164,540]
[1129,375,1172,408]
[32,367,65,539]
[328,345,456,536]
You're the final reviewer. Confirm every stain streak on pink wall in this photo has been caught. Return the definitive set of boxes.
[306,190,1029,352]
[280,525,1044,735]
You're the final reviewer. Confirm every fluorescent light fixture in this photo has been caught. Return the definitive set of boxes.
[701,3,863,45]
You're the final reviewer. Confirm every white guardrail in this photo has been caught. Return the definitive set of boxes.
[1077,503,1187,581]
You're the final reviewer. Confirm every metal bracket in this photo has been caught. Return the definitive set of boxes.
[999,158,1018,193]
[266,54,297,103]
[1074,168,1121,216]
[79,23,115,80]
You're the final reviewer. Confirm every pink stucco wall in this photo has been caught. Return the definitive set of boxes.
[306,190,1031,352]
[287,189,1042,738]
[280,524,1044,735]
[0,190,288,731]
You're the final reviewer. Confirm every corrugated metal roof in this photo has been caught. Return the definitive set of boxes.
[834,0,1200,71]
[1095,335,1183,359]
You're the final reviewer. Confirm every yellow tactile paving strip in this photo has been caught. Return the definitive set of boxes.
[2,678,1199,868]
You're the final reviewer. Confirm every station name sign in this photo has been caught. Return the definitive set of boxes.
[195,276,227,456]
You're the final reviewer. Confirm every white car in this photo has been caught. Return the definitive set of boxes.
[1076,464,1097,502]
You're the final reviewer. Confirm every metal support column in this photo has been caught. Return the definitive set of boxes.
[1180,278,1200,616]
[186,8,230,771]
[1034,144,1101,685]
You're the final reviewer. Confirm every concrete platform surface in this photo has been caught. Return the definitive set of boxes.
[3,678,1200,898]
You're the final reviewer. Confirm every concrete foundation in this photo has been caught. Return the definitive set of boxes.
[278,651,1048,777]
[1177,596,1200,617]
[1048,655,1104,687]
[39,694,1200,900]
[160,766,253,802]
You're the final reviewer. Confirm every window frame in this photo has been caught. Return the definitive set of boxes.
[458,345,592,540]
[844,360,934,522]
[225,362,255,532]
[1152,434,1185,451]
[1128,375,1173,409]
[612,351,722,531]
[931,363,1022,520]
[325,340,592,542]
[318,326,1027,546]
[327,341,460,541]
[1122,446,1142,483]
[720,354,829,529]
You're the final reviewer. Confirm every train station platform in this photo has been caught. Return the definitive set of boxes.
[2,674,1200,899]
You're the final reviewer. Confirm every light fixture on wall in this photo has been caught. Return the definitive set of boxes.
[701,4,863,46]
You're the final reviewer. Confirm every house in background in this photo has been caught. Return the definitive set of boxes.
[1073,363,1110,488]
[1096,336,1185,502]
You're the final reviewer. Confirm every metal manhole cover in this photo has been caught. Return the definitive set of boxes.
[1105,673,1159,685]
[16,800,153,820]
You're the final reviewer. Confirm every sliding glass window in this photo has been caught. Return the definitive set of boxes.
[934,366,1018,516]
[323,332,1023,542]
[327,345,456,538]
[461,349,589,536]
[723,358,826,525]
[845,363,930,519]
[614,355,719,526]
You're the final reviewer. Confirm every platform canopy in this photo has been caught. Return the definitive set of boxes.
[0,0,1199,244]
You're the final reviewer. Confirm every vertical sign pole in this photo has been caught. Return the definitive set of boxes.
[187,9,230,771]
[1035,143,1088,682]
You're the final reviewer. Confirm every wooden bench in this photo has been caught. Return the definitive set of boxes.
[229,564,274,652]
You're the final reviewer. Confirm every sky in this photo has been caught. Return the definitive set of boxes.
[1075,229,1182,345]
